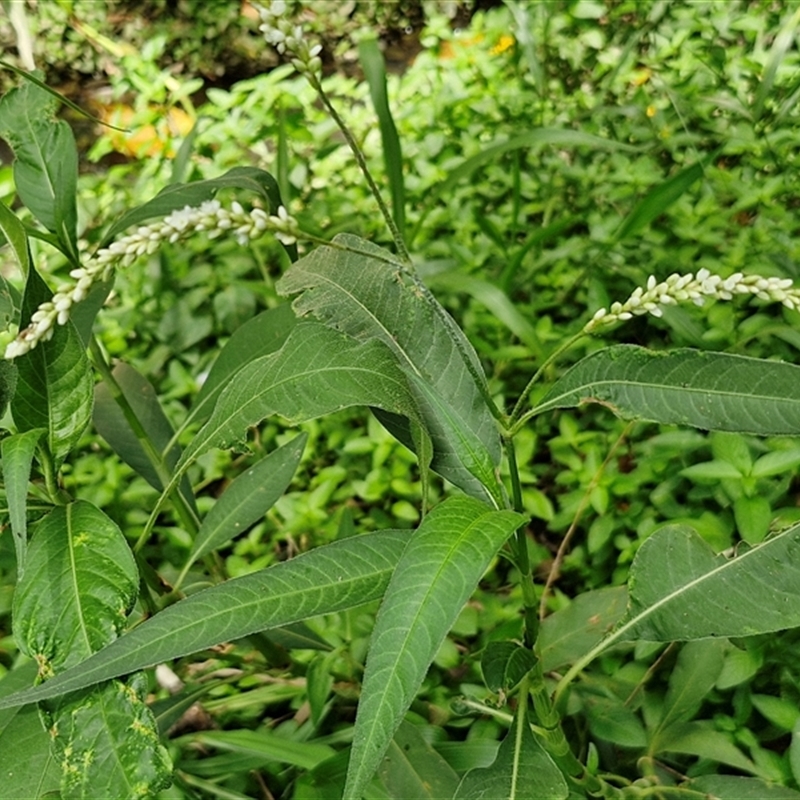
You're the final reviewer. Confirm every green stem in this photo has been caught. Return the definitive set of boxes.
[505,436,538,647]
[38,443,69,505]
[89,337,200,551]
[307,74,411,264]
[509,330,588,431]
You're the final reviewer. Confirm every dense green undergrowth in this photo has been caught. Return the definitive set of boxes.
[2,1,800,798]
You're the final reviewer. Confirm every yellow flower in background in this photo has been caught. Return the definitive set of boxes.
[646,105,657,117]
[631,67,652,86]
[491,34,515,55]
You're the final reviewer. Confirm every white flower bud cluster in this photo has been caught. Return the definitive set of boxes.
[4,199,300,360]
[584,268,800,334]
[256,1,323,79]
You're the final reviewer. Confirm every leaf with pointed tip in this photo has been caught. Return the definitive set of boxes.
[687,775,800,800]
[100,166,287,250]
[186,303,297,429]
[615,522,800,642]
[277,234,502,503]
[0,530,410,710]
[93,361,196,512]
[344,497,524,800]
[187,432,307,565]
[535,346,800,436]
[0,77,78,258]
[180,321,420,469]
[10,265,93,467]
[1,428,46,576]
[454,706,568,800]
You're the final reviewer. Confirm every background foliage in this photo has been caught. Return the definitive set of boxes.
[2,0,800,798]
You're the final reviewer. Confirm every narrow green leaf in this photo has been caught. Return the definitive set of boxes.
[10,265,93,466]
[186,303,297,430]
[12,501,138,674]
[187,728,335,772]
[93,361,195,511]
[650,639,728,748]
[377,721,460,800]
[0,194,32,279]
[611,159,707,244]
[277,235,502,503]
[100,166,287,249]
[344,497,524,799]
[687,775,800,800]
[0,77,78,258]
[752,5,800,121]
[1,428,45,576]
[535,345,800,436]
[181,321,420,469]
[411,129,637,244]
[539,587,628,672]
[454,706,568,800]
[584,695,647,748]
[427,272,544,359]
[752,448,800,477]
[617,522,800,642]
[41,676,172,800]
[187,432,307,565]
[359,37,405,239]
[0,530,409,709]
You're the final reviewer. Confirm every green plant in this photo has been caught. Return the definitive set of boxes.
[3,2,800,799]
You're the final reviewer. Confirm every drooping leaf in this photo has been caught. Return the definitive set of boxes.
[481,642,537,694]
[616,523,800,642]
[13,501,139,674]
[534,346,800,436]
[187,303,297,430]
[41,676,172,800]
[454,703,568,800]
[277,235,502,503]
[584,694,647,748]
[100,166,287,250]
[377,721,460,800]
[0,194,32,279]
[179,321,420,469]
[93,361,196,512]
[187,432,307,565]
[654,721,757,774]
[1,428,46,576]
[0,529,410,709]
[344,497,524,799]
[10,265,93,466]
[0,76,78,259]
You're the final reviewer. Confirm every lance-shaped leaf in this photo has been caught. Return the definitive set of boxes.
[99,166,292,258]
[615,522,800,642]
[94,361,196,512]
[1,428,46,577]
[0,77,78,258]
[0,530,410,710]
[187,432,307,566]
[454,702,568,800]
[185,303,297,430]
[277,234,502,503]
[534,345,800,436]
[179,321,420,468]
[344,497,524,799]
[10,265,93,466]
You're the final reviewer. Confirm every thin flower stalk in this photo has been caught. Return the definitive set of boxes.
[584,268,799,334]
[4,200,300,360]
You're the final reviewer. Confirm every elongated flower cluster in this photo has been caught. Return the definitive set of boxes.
[256,1,323,79]
[4,200,300,360]
[584,268,800,334]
